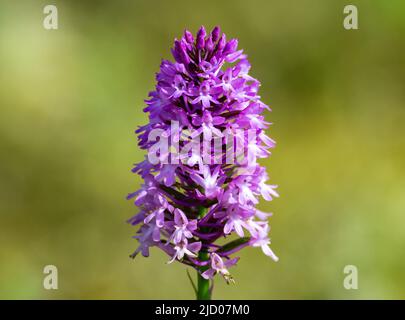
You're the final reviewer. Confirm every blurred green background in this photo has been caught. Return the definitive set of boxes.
[1,0,404,299]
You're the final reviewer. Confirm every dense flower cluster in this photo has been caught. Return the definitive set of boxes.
[128,26,278,283]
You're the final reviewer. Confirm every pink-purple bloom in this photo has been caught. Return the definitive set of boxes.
[128,26,279,283]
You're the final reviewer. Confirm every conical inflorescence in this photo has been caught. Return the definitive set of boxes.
[128,26,279,283]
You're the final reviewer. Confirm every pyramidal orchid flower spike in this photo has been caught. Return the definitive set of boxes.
[128,26,279,300]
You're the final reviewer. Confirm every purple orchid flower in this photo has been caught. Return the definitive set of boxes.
[169,209,198,244]
[201,253,239,284]
[169,240,202,263]
[128,26,279,299]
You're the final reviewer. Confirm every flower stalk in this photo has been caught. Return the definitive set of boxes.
[196,206,211,299]
[197,251,211,300]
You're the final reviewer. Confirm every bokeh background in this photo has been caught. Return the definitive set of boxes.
[1,0,404,299]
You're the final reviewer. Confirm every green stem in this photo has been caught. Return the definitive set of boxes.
[196,206,211,300]
[197,251,211,300]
